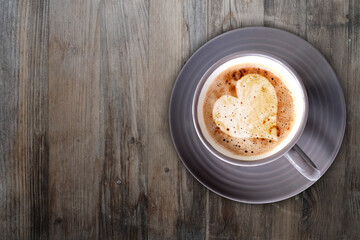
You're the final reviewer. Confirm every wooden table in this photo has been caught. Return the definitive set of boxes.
[0,0,359,239]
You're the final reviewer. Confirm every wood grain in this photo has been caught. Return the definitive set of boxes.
[179,1,208,240]
[100,0,149,239]
[0,1,21,239]
[264,1,306,239]
[207,0,231,40]
[0,1,20,239]
[49,1,102,239]
[0,0,359,239]
[147,0,184,238]
[303,0,349,239]
[0,0,49,239]
[231,0,264,28]
[264,0,306,38]
[205,1,271,240]
[344,1,360,237]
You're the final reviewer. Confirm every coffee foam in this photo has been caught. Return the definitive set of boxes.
[196,55,306,161]
[213,73,278,139]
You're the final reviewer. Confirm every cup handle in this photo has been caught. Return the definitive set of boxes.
[284,144,321,181]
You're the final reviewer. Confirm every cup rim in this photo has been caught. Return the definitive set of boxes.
[192,51,309,167]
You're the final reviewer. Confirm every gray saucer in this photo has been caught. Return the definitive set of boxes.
[169,27,346,204]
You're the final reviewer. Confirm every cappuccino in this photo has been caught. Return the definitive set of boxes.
[202,64,295,157]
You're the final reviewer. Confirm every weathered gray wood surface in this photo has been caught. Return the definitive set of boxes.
[0,0,359,239]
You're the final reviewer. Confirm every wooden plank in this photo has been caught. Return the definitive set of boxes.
[205,1,280,239]
[304,0,349,239]
[264,0,306,38]
[177,1,208,239]
[48,1,102,239]
[207,0,231,40]
[99,0,149,239]
[206,2,249,239]
[147,0,185,239]
[264,1,307,239]
[183,0,208,55]
[342,0,360,237]
[231,0,264,28]
[0,1,21,239]
[0,0,49,239]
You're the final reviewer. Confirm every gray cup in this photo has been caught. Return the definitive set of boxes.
[192,52,321,181]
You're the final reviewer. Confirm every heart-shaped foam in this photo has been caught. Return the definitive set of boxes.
[213,74,278,140]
